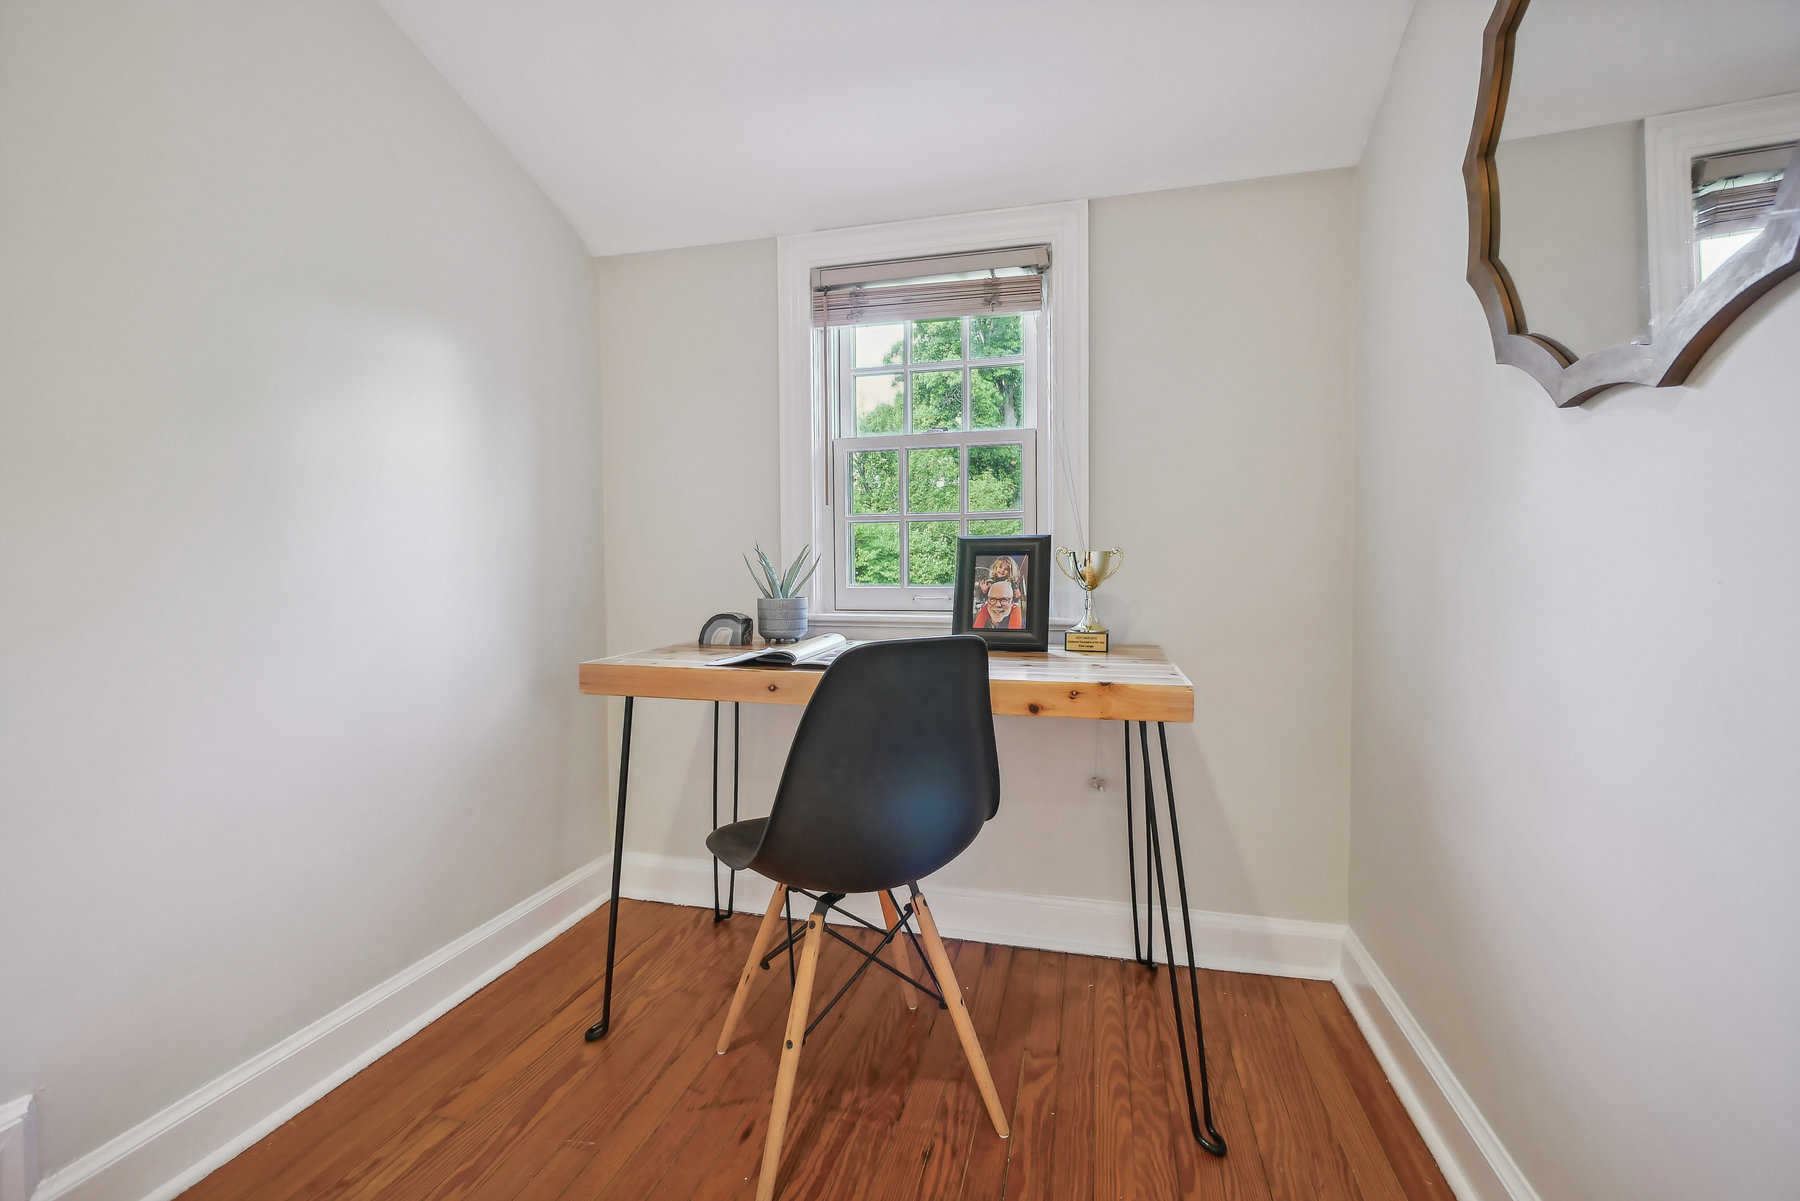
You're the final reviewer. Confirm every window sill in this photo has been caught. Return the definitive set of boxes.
[808,609,1078,639]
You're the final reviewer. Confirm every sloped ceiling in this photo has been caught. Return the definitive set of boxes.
[379,0,1415,256]
[1504,0,1800,140]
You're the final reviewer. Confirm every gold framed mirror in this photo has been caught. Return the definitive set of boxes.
[1465,0,1800,406]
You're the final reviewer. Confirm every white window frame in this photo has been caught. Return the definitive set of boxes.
[1645,91,1800,335]
[830,313,1039,612]
[777,201,1088,633]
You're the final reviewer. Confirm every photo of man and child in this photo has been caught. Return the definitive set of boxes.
[972,554,1028,629]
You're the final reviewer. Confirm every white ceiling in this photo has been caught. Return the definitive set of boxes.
[377,0,1415,256]
[1504,0,1800,140]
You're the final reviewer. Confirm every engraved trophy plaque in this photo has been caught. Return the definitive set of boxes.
[1055,546,1122,653]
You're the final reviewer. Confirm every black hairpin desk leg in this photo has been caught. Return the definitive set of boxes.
[585,696,634,1043]
[710,702,740,922]
[1128,719,1227,1156]
[1123,723,1157,971]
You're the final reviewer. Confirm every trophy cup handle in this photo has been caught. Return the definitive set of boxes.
[1055,545,1082,584]
[1099,547,1124,583]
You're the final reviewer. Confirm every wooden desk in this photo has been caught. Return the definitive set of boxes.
[576,640,1228,1155]
[579,642,1195,723]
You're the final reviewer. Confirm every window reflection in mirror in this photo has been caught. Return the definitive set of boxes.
[1493,0,1800,360]
[1692,141,1793,282]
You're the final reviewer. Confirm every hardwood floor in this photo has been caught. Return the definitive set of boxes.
[180,899,1454,1201]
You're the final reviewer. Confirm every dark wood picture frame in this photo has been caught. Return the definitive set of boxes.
[952,535,1051,652]
[1465,0,1800,406]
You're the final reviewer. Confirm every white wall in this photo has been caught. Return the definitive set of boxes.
[595,171,1356,924]
[0,0,607,1178]
[1352,4,1800,1201]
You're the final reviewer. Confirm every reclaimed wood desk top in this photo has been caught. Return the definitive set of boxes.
[578,642,1194,723]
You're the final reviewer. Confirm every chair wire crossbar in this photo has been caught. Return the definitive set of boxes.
[755,888,948,1036]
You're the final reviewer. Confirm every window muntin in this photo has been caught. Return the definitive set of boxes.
[830,312,1038,610]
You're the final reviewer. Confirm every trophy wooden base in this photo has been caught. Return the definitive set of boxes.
[1064,630,1109,653]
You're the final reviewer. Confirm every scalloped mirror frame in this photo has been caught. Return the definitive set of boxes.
[1464,0,1800,407]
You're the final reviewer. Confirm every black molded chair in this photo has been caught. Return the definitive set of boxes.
[707,635,1009,1201]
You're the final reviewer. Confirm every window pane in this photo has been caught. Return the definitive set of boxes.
[910,370,963,431]
[850,523,900,585]
[908,521,959,585]
[854,373,903,435]
[970,314,1022,358]
[848,450,898,514]
[911,318,963,363]
[968,518,1024,537]
[971,366,1023,429]
[967,443,1023,511]
[905,446,960,513]
[853,323,906,368]
[1697,228,1759,281]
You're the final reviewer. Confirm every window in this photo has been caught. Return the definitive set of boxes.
[777,203,1088,629]
[1645,92,1800,331]
[1691,140,1794,282]
[831,302,1040,609]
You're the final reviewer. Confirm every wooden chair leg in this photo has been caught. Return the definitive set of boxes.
[718,884,788,1055]
[757,906,824,1201]
[879,890,919,1011]
[911,890,1010,1138]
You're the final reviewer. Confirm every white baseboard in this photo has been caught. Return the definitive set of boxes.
[1,1095,38,1201]
[27,848,1540,1201]
[1335,931,1541,1201]
[32,857,613,1201]
[618,851,1346,980]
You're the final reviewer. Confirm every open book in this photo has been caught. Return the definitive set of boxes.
[706,632,858,669]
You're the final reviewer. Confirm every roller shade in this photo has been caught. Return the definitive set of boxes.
[1692,141,1795,237]
[811,244,1049,327]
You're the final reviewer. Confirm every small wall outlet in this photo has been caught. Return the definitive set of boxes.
[0,1094,38,1201]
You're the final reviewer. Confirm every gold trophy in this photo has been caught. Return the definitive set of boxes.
[1055,546,1123,653]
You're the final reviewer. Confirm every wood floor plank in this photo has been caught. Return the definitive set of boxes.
[1090,956,1134,1201]
[1273,977,1410,1201]
[1146,960,1232,1201]
[1300,980,1456,1201]
[684,925,899,1201]
[914,943,1029,1201]
[180,902,1455,1201]
[1050,952,1097,1201]
[343,911,726,1201]
[1190,968,1276,1201]
[668,947,871,1201]
[850,938,977,1201]
[948,945,1040,1201]
[805,977,944,1200]
[431,900,712,1123]
[592,915,823,1201]
[764,926,916,1201]
[1216,971,1357,1201]
[995,949,1066,1200]
[215,905,668,1201]
[1125,961,1181,1201]
[320,1115,463,1200]
[178,903,655,1201]
[467,946,742,1201]
[467,912,758,1200]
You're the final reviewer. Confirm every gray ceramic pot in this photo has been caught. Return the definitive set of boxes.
[757,596,808,643]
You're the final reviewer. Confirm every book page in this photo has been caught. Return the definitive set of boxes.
[706,632,849,667]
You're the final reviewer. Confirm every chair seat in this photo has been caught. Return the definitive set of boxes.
[706,817,768,871]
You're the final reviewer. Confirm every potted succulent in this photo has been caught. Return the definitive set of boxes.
[745,543,818,643]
